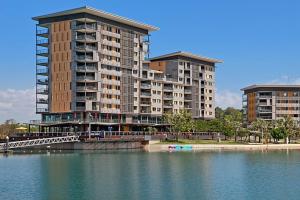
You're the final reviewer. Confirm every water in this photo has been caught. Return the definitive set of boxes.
[1,150,300,200]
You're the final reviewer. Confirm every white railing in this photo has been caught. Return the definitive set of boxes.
[0,136,79,150]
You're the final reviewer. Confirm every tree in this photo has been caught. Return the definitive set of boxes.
[146,127,158,135]
[276,116,298,144]
[237,128,250,142]
[270,127,285,143]
[163,110,194,133]
[224,113,242,141]
[0,119,18,139]
[215,107,225,119]
[251,119,270,143]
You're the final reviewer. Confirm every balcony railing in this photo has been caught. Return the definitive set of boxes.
[37,29,49,35]
[37,98,48,104]
[76,35,97,41]
[76,55,94,61]
[184,89,192,93]
[37,89,48,94]
[140,92,151,97]
[36,49,48,55]
[36,108,48,113]
[37,59,48,65]
[37,69,48,74]
[163,95,173,99]
[76,45,97,51]
[77,86,98,91]
[75,24,97,30]
[76,96,97,101]
[141,84,151,89]
[37,79,48,85]
[77,66,97,71]
[140,101,151,105]
[77,76,96,81]
[37,39,48,45]
[164,87,173,91]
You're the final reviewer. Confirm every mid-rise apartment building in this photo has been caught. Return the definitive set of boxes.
[241,85,300,123]
[33,6,221,132]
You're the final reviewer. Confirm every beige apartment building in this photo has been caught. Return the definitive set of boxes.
[34,6,221,132]
[242,85,300,123]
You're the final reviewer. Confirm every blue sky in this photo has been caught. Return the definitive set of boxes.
[0,0,299,122]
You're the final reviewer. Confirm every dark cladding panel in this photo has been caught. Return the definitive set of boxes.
[120,30,134,113]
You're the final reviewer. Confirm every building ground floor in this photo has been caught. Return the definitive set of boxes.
[33,112,168,133]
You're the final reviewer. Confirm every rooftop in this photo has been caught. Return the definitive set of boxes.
[241,84,300,91]
[32,6,159,32]
[149,51,223,63]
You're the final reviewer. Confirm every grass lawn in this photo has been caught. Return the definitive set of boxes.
[158,139,242,145]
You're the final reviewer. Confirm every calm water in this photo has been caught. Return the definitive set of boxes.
[1,150,300,200]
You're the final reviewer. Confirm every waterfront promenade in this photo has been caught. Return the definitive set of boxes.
[147,142,300,152]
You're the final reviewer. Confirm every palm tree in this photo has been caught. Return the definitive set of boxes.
[276,116,297,144]
[251,119,269,143]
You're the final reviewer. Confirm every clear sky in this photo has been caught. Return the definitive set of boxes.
[0,0,299,122]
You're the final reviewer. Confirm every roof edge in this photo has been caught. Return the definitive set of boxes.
[32,6,159,32]
[241,84,300,91]
[149,51,223,63]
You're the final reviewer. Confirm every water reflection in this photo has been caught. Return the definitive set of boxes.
[1,151,300,200]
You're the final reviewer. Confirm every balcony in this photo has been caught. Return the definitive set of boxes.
[76,35,97,42]
[164,86,173,91]
[77,86,98,91]
[140,101,151,106]
[37,59,48,66]
[140,109,151,114]
[36,49,48,56]
[101,39,121,48]
[75,24,97,31]
[76,55,96,62]
[37,98,48,104]
[140,92,151,97]
[37,68,48,75]
[258,109,272,113]
[163,95,173,100]
[37,39,48,47]
[76,96,97,101]
[76,65,97,72]
[76,45,97,52]
[37,88,48,94]
[37,79,48,85]
[164,103,173,108]
[37,29,49,35]
[184,89,192,94]
[77,76,96,82]
[140,83,151,89]
[36,108,48,113]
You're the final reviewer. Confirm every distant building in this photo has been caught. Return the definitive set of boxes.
[241,85,300,123]
[33,6,222,132]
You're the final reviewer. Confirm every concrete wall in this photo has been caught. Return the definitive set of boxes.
[18,141,144,150]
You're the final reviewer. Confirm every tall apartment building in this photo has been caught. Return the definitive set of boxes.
[33,6,221,132]
[241,85,300,123]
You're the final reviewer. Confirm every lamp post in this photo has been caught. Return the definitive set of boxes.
[5,136,9,153]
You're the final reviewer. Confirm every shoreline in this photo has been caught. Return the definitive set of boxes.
[146,142,300,152]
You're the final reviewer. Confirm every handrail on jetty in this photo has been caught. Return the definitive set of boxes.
[0,135,79,150]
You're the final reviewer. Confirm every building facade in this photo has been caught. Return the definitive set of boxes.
[241,85,300,123]
[33,6,221,132]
